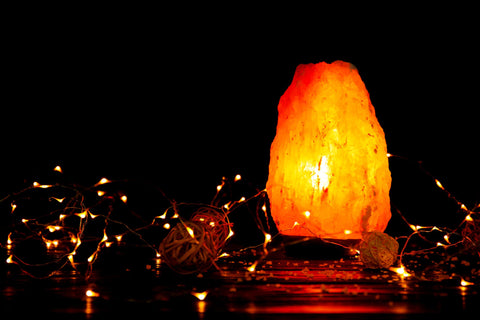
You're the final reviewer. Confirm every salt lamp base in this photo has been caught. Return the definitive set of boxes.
[282,236,360,260]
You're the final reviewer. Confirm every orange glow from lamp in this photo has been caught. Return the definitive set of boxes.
[266,61,391,240]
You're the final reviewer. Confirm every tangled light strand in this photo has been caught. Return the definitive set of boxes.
[0,168,268,278]
[1,156,479,284]
[159,219,221,274]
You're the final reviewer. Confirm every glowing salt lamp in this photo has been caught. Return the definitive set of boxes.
[266,61,391,240]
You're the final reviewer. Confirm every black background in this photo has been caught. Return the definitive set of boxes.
[2,7,479,228]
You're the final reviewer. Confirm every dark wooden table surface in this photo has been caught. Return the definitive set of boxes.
[1,244,479,319]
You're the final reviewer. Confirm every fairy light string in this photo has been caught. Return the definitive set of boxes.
[0,167,269,278]
[386,154,479,282]
[1,156,479,284]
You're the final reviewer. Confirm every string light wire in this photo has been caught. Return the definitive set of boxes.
[1,155,478,283]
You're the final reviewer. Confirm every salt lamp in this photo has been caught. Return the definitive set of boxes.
[266,60,391,240]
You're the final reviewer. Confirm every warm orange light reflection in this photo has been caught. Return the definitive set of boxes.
[76,211,88,219]
[33,181,52,188]
[461,279,474,287]
[96,177,111,185]
[85,289,100,297]
[390,266,411,278]
[435,179,444,190]
[247,261,258,272]
[47,225,61,232]
[186,226,195,238]
[50,197,65,203]
[192,291,208,301]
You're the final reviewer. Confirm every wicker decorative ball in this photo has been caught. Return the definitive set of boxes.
[159,220,217,274]
[191,207,230,253]
[462,215,480,254]
[359,232,399,269]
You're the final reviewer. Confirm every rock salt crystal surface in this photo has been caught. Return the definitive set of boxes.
[266,61,391,239]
